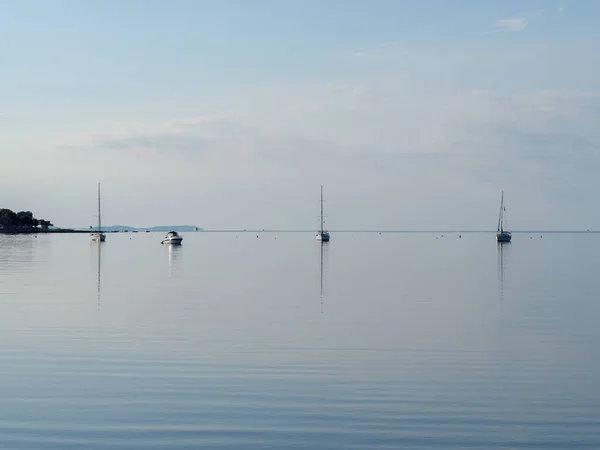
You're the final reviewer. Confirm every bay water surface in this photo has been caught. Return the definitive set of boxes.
[0,231,599,449]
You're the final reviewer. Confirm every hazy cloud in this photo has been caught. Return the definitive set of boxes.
[340,51,367,60]
[493,17,529,32]
[55,85,600,188]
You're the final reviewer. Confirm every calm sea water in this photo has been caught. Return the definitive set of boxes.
[0,231,599,449]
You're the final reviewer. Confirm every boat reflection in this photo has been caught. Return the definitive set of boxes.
[320,242,329,313]
[167,243,181,278]
[93,240,103,310]
[497,241,510,301]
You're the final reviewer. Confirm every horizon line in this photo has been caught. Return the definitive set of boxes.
[197,229,599,234]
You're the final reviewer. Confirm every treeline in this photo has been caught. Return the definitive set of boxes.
[0,209,53,229]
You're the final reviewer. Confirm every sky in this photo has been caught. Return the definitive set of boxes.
[1,0,599,230]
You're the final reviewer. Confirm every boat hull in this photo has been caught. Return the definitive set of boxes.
[496,232,511,243]
[91,233,106,242]
[162,238,183,245]
[316,232,330,242]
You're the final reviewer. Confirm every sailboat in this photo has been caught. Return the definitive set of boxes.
[496,190,511,243]
[316,185,330,242]
[91,182,106,242]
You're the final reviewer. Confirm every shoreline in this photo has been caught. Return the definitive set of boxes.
[1,229,598,235]
[0,229,117,235]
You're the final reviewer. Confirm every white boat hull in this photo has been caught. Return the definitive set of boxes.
[162,237,183,245]
[91,233,106,242]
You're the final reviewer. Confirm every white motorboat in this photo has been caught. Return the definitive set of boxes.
[496,190,512,243]
[161,231,183,245]
[316,185,330,242]
[91,182,106,242]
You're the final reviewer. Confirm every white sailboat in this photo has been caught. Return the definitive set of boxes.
[316,185,330,242]
[496,190,511,243]
[91,182,106,242]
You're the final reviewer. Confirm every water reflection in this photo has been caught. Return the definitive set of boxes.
[94,241,103,310]
[167,244,181,278]
[497,241,510,301]
[319,242,329,313]
[0,235,36,269]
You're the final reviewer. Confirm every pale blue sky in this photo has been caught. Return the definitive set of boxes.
[0,0,598,229]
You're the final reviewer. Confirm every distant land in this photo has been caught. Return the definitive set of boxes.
[76,225,202,232]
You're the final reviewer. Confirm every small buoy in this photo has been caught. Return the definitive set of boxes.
[459,235,461,238]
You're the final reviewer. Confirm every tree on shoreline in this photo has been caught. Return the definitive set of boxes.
[0,209,53,229]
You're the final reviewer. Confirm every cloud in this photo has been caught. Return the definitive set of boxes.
[338,51,367,61]
[34,77,600,229]
[54,85,600,187]
[493,17,529,32]
[558,6,565,13]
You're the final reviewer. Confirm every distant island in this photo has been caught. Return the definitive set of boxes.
[0,211,201,234]
[77,225,202,232]
[0,209,53,232]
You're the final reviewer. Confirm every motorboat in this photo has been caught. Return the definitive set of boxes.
[161,231,183,245]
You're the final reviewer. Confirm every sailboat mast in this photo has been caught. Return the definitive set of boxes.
[497,191,504,233]
[320,185,324,233]
[98,182,102,232]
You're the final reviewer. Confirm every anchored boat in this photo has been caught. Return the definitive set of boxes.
[496,191,512,243]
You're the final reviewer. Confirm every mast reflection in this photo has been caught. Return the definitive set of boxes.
[320,242,329,313]
[95,241,103,311]
[497,241,510,301]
